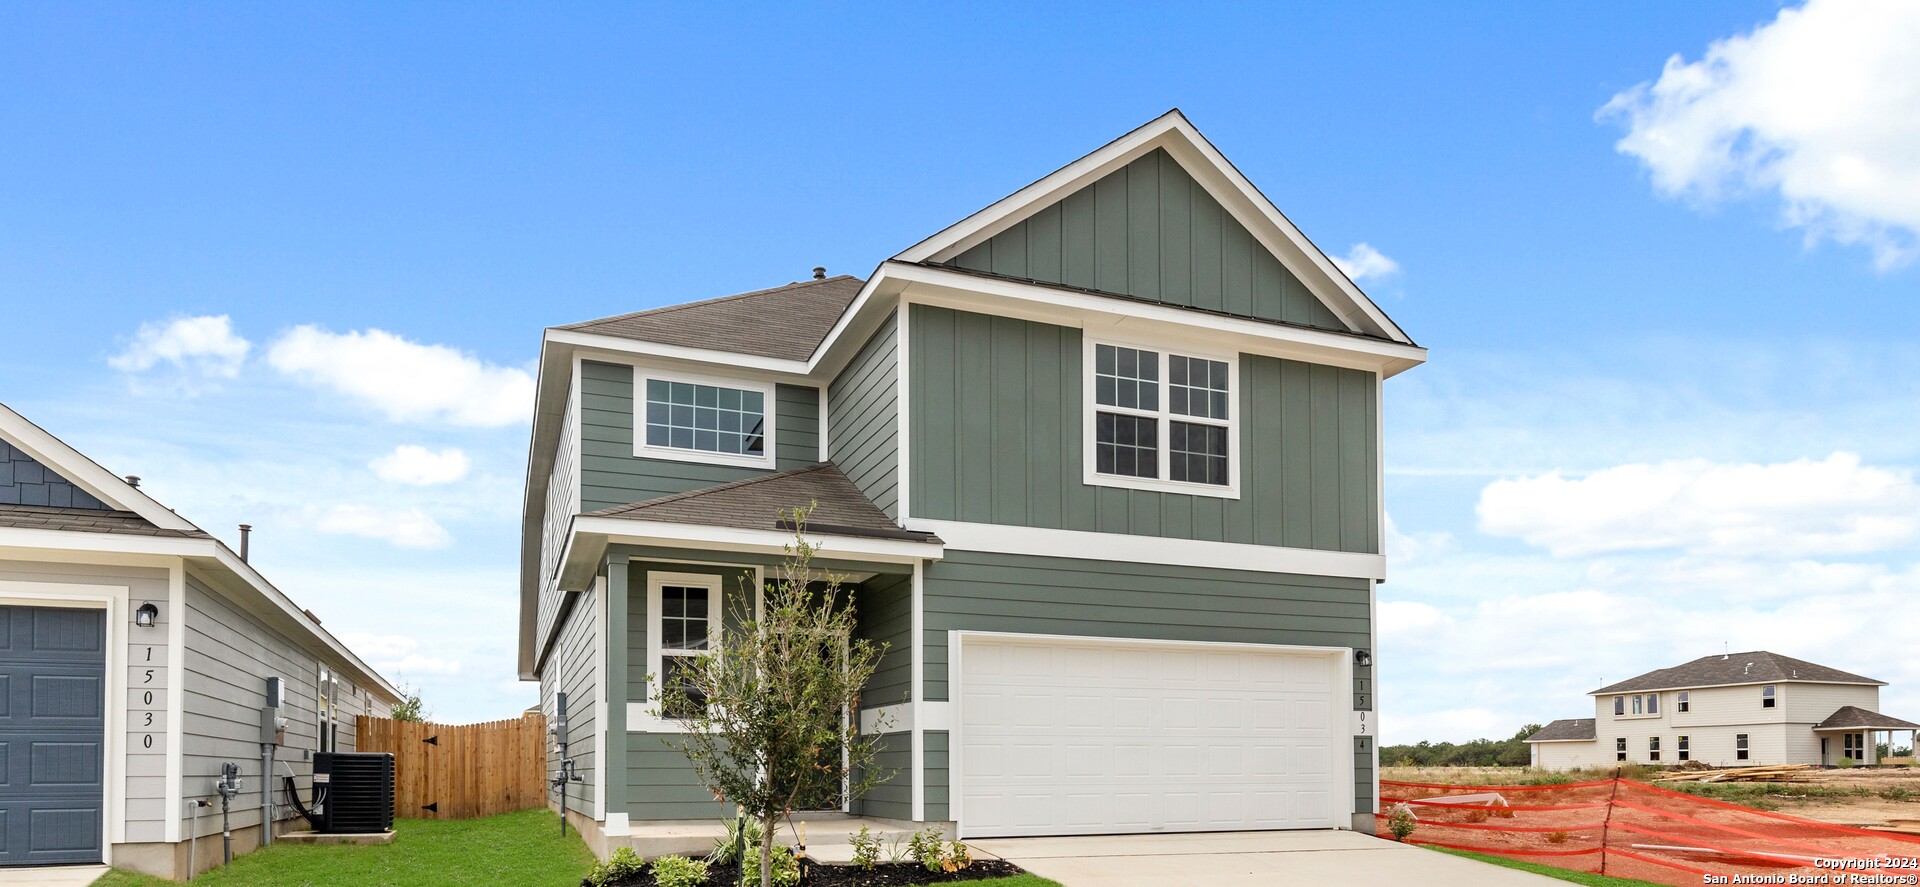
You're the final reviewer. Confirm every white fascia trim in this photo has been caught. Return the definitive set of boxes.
[566,517,941,572]
[886,262,1426,378]
[0,403,200,532]
[544,328,813,376]
[909,519,1385,580]
[1526,738,1601,744]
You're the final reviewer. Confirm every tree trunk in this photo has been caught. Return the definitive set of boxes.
[760,811,777,887]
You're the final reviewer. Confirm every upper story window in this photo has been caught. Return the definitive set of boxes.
[1677,691,1689,713]
[1614,696,1625,716]
[1646,693,1658,714]
[638,374,774,468]
[1085,340,1238,497]
[1632,695,1643,715]
[1762,685,1776,708]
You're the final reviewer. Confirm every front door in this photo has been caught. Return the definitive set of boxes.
[0,606,106,866]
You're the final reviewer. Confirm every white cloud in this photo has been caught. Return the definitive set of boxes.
[310,504,451,549]
[1477,452,1920,558]
[266,326,534,427]
[1600,0,1920,269]
[1331,243,1400,282]
[338,632,464,676]
[369,445,471,486]
[110,315,251,378]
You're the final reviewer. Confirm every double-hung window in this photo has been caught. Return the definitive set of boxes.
[1677,691,1689,713]
[1736,733,1750,761]
[1614,696,1625,716]
[1648,736,1661,761]
[1615,737,1627,762]
[1762,685,1776,709]
[1677,735,1690,761]
[647,573,723,723]
[1087,341,1237,496]
[638,374,774,467]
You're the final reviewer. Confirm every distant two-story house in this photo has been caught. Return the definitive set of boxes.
[518,110,1426,853]
[1527,651,1919,770]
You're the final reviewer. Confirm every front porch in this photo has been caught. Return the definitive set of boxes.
[1815,706,1920,766]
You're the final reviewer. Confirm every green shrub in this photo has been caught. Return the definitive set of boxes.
[707,815,764,866]
[1881,786,1913,802]
[585,847,646,887]
[905,827,971,873]
[1387,803,1418,841]
[1839,757,1856,769]
[850,826,881,871]
[769,845,801,887]
[650,855,709,887]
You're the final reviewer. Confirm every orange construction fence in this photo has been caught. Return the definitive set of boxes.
[1379,778,1920,886]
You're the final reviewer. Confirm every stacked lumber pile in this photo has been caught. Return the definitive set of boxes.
[1653,764,1815,784]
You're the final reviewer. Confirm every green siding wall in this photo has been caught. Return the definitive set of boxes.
[924,732,949,822]
[851,732,912,821]
[948,148,1346,332]
[855,573,912,708]
[580,360,820,511]
[827,312,901,519]
[910,305,1378,553]
[628,742,730,821]
[921,549,1375,817]
[540,588,599,819]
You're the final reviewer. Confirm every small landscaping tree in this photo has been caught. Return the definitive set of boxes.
[654,504,894,887]
[389,682,429,722]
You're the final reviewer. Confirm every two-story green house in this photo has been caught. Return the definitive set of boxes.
[518,110,1425,853]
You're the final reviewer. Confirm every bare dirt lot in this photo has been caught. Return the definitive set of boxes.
[1382,765,1920,830]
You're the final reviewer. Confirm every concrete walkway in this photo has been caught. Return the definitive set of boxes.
[0,865,108,887]
[968,831,1564,886]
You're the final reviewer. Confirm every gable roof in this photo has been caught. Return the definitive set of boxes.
[1592,652,1885,696]
[1815,706,1920,731]
[893,109,1413,345]
[587,462,939,544]
[1526,719,1597,743]
[558,275,864,362]
[0,503,210,538]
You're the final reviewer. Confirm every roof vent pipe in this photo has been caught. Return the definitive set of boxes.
[126,475,140,488]
[239,524,252,562]
[812,266,826,280]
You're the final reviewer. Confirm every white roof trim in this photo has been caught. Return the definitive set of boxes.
[0,402,198,532]
[891,109,1413,345]
[1587,678,1886,696]
[556,515,940,595]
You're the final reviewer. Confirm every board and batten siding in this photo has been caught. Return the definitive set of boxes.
[910,305,1378,553]
[541,585,600,819]
[181,574,327,837]
[947,148,1346,333]
[921,549,1374,815]
[827,312,900,519]
[0,557,170,843]
[578,360,820,513]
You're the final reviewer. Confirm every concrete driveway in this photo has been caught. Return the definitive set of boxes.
[968,831,1563,886]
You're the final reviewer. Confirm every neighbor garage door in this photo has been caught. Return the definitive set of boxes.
[0,606,106,866]
[958,634,1341,838]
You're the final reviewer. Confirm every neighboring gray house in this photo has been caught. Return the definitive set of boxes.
[519,110,1425,853]
[1527,651,1919,770]
[0,402,399,879]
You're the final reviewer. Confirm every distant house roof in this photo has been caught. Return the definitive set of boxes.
[1592,651,1884,695]
[1815,706,1920,731]
[557,275,864,361]
[586,463,939,544]
[0,503,209,538]
[1526,719,1597,743]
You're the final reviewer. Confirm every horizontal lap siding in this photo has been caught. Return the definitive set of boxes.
[910,305,1377,553]
[578,360,819,512]
[627,742,729,821]
[948,148,1346,332]
[183,575,328,837]
[852,732,911,821]
[541,588,598,818]
[827,313,900,519]
[924,732,949,822]
[855,573,912,708]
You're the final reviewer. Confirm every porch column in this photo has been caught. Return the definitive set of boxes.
[605,556,630,825]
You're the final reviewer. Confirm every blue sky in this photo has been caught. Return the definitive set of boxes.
[3,2,1916,738]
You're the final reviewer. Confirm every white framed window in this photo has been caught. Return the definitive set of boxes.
[1762,685,1776,708]
[1615,737,1627,762]
[635,371,776,468]
[1646,693,1658,715]
[1736,733,1750,760]
[1082,338,1239,498]
[1632,695,1643,715]
[1614,696,1625,716]
[646,572,724,721]
[1678,735,1690,761]
[317,666,338,753]
[1677,691,1689,713]
[1648,736,1660,761]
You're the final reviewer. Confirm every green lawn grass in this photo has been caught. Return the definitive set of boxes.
[88,807,1058,887]
[1428,846,1671,887]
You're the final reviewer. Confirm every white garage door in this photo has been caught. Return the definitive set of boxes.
[958,635,1343,838]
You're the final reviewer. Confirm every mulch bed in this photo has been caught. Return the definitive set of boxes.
[603,859,1029,886]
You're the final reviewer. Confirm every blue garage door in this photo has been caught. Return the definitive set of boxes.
[0,606,105,866]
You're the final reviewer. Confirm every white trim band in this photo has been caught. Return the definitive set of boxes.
[909,519,1385,580]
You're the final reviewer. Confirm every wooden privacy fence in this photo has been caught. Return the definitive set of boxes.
[357,713,547,820]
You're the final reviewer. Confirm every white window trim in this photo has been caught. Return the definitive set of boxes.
[635,572,724,732]
[1081,336,1241,499]
[632,368,778,469]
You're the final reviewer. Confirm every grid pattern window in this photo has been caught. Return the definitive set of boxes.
[1649,736,1661,761]
[1678,691,1689,713]
[1616,737,1627,762]
[1762,685,1776,708]
[660,584,714,714]
[1736,733,1750,761]
[1678,735,1690,761]
[1089,342,1236,493]
[1844,733,1865,761]
[644,379,766,458]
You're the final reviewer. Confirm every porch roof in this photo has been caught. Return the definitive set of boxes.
[1814,706,1920,731]
[585,463,939,544]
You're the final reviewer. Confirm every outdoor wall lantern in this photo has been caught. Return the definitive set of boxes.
[134,602,159,628]
[1354,649,1373,668]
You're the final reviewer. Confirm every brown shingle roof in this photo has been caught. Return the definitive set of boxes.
[1526,719,1597,742]
[1815,706,1920,731]
[587,463,938,544]
[1592,651,1884,695]
[0,503,210,538]
[558,275,864,362]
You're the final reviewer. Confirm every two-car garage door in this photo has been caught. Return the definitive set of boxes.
[958,635,1342,838]
[0,606,105,866]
